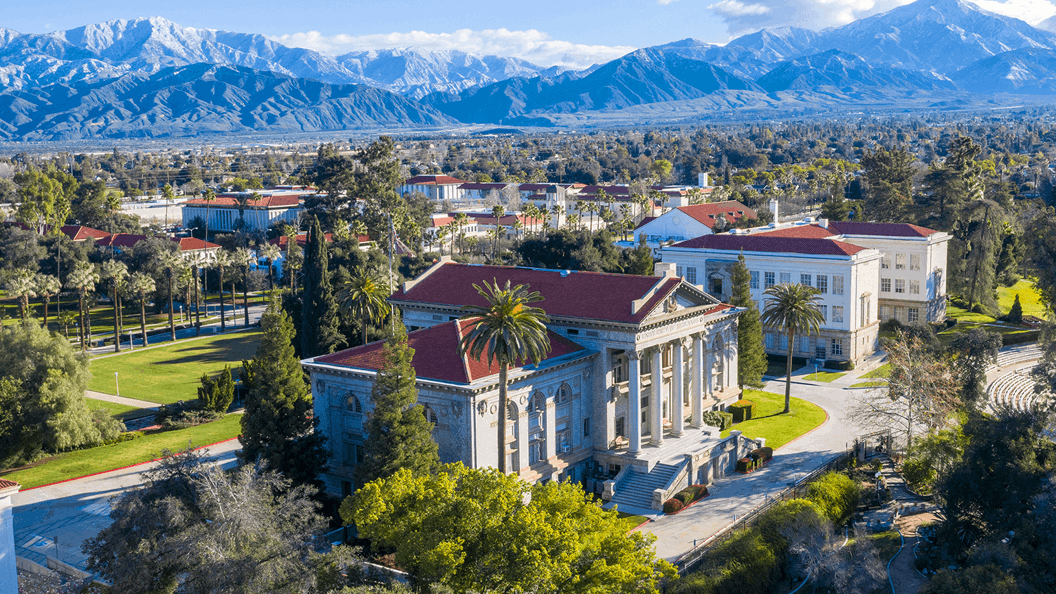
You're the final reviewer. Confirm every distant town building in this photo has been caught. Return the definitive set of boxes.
[399,175,468,201]
[621,201,756,248]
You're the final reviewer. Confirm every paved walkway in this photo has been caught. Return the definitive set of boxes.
[640,358,887,561]
[83,390,161,409]
[11,439,242,572]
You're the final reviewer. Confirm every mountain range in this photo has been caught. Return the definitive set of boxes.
[7,0,1056,139]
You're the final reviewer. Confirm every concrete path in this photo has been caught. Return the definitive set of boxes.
[640,370,872,561]
[83,390,161,409]
[11,438,242,573]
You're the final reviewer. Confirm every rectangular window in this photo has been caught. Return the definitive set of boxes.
[908,308,920,323]
[780,272,791,284]
[765,333,775,349]
[819,305,827,322]
[779,334,788,352]
[816,343,827,359]
[831,338,844,356]
[896,307,906,323]
[833,275,844,295]
[800,336,811,353]
[676,265,683,278]
[816,275,828,294]
[896,254,906,270]
[612,357,625,383]
[750,271,760,289]
[910,254,921,271]
[881,278,891,293]
[880,305,892,320]
[765,272,776,288]
[895,279,905,294]
[833,306,844,323]
[910,280,920,295]
[686,267,697,285]
[583,418,591,437]
[881,256,891,269]
[800,274,812,287]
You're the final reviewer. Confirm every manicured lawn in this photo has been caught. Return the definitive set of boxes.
[860,364,891,379]
[720,389,827,450]
[85,398,150,421]
[997,279,1046,318]
[615,511,650,532]
[850,380,888,389]
[87,330,261,404]
[945,304,996,324]
[0,413,242,489]
[806,370,846,383]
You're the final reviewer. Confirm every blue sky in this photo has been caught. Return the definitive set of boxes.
[3,0,1052,68]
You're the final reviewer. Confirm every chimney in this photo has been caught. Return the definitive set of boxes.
[818,218,829,229]
[654,262,677,278]
[768,198,779,222]
[698,171,709,188]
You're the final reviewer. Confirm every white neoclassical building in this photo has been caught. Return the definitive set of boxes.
[303,259,766,511]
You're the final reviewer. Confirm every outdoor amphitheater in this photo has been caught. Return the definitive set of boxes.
[986,344,1053,414]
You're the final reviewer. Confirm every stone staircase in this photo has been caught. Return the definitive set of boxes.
[609,462,680,511]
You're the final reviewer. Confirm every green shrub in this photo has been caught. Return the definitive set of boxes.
[750,447,773,464]
[664,498,684,514]
[806,472,861,526]
[900,457,935,490]
[673,484,710,506]
[701,410,734,431]
[920,564,1019,594]
[729,400,755,423]
[198,365,235,413]
[827,359,855,371]
[673,526,783,594]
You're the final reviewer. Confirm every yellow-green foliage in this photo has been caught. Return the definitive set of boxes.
[673,499,825,594]
[806,472,861,526]
[344,463,677,594]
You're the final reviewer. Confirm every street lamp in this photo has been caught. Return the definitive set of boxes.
[114,372,120,397]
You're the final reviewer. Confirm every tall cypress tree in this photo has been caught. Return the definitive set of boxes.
[240,301,329,487]
[357,321,440,486]
[301,216,342,358]
[731,252,767,388]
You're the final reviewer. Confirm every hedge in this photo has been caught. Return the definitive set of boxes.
[664,498,684,514]
[750,447,773,465]
[701,410,734,431]
[673,499,825,594]
[806,471,861,526]
[826,359,855,371]
[736,457,753,473]
[673,484,710,506]
[729,399,755,423]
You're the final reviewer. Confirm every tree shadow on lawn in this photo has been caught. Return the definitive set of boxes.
[151,335,260,366]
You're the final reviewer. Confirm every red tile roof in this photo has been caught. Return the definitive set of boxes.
[403,175,467,186]
[672,234,868,256]
[184,194,302,208]
[676,202,756,228]
[268,232,336,250]
[313,320,587,384]
[98,233,148,248]
[828,221,939,238]
[431,213,541,228]
[752,224,837,239]
[390,262,688,325]
[60,225,111,241]
[173,237,221,251]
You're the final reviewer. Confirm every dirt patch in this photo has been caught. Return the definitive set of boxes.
[887,513,938,594]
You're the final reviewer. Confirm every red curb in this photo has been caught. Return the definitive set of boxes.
[21,437,239,491]
[629,518,652,532]
[666,491,712,515]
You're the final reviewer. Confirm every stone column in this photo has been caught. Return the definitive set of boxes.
[628,350,642,454]
[672,339,685,437]
[650,347,664,445]
[704,336,714,396]
[691,333,704,427]
[545,395,557,460]
[0,480,19,594]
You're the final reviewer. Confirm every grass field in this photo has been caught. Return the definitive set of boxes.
[806,371,846,383]
[0,413,242,489]
[860,364,891,379]
[850,380,888,389]
[997,280,1047,318]
[85,398,150,421]
[88,330,261,404]
[615,511,650,532]
[720,389,827,450]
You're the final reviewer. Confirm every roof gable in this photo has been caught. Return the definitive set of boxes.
[311,321,586,384]
[676,201,756,228]
[672,234,867,256]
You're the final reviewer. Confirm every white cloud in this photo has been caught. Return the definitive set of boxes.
[705,0,915,35]
[972,0,1056,24]
[270,28,635,70]
[708,0,772,17]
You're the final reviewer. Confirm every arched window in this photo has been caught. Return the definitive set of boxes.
[346,394,363,413]
[556,384,572,404]
[422,404,438,425]
[529,391,546,413]
[507,402,518,421]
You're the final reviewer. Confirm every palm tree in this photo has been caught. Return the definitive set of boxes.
[760,283,825,414]
[434,225,448,256]
[66,262,100,351]
[101,260,129,352]
[57,310,76,340]
[458,280,551,474]
[201,188,216,240]
[34,273,61,329]
[234,247,255,327]
[129,272,156,347]
[214,250,232,331]
[105,193,122,260]
[454,212,470,253]
[258,242,282,294]
[337,266,390,346]
[491,205,505,256]
[7,270,36,322]
[185,252,206,336]
[550,204,564,231]
[160,251,185,341]
[162,184,176,228]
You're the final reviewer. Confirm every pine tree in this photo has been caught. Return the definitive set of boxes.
[241,301,329,487]
[197,366,235,413]
[1008,293,1023,324]
[357,322,439,486]
[301,216,342,358]
[731,252,767,388]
